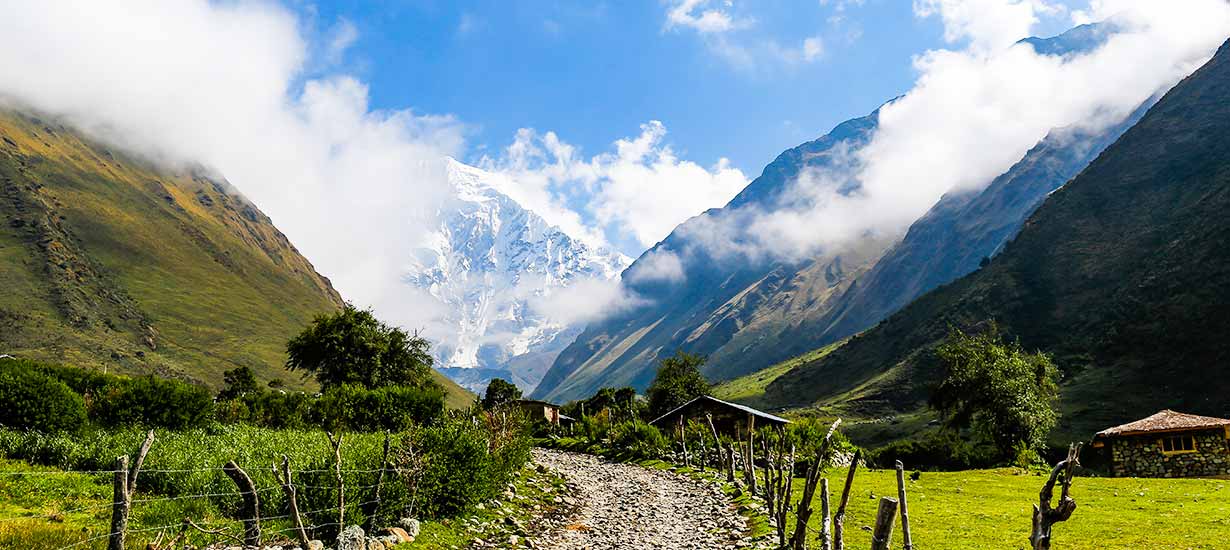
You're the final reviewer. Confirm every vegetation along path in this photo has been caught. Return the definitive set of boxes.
[531,449,759,549]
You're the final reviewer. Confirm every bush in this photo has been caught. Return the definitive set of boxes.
[313,384,445,432]
[0,363,87,433]
[608,420,667,460]
[91,375,214,429]
[399,410,531,519]
[867,431,996,471]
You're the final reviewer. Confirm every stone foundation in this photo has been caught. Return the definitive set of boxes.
[1110,428,1230,478]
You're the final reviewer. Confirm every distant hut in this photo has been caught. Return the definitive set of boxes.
[1092,410,1230,478]
[510,399,573,429]
[649,395,789,438]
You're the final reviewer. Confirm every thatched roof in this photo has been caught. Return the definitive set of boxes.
[649,395,790,427]
[1094,410,1230,438]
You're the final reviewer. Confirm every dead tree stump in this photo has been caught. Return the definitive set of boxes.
[1030,443,1083,550]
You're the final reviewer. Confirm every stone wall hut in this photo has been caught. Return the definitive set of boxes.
[649,395,789,438]
[1092,410,1230,478]
[511,399,572,428]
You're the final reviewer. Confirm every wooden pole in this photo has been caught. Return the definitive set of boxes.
[789,418,840,550]
[327,431,346,529]
[225,461,261,547]
[107,456,129,550]
[274,455,309,548]
[108,430,154,550]
[895,461,913,550]
[726,442,736,484]
[833,449,860,550]
[705,413,722,471]
[871,497,898,550]
[819,478,832,550]
[367,431,393,530]
[746,415,757,494]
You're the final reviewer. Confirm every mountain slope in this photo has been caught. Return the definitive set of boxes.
[532,111,888,402]
[810,98,1154,347]
[763,39,1230,437]
[0,107,472,405]
[410,159,630,395]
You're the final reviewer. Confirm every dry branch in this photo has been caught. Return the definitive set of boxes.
[1030,442,1083,550]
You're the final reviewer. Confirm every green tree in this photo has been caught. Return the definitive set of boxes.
[0,362,87,433]
[285,304,437,391]
[482,378,522,410]
[929,323,1060,458]
[218,366,259,400]
[645,351,710,419]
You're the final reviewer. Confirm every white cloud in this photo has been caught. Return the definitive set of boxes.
[527,278,648,326]
[803,36,825,61]
[665,0,751,34]
[0,0,464,332]
[325,18,358,64]
[625,249,687,284]
[914,0,1067,52]
[481,121,749,254]
[680,0,1230,261]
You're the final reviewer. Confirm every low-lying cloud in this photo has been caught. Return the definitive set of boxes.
[676,0,1230,262]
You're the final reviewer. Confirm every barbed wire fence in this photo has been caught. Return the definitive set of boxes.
[0,430,404,550]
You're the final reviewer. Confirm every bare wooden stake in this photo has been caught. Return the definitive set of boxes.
[273,455,309,548]
[726,442,736,484]
[224,460,261,547]
[819,478,832,550]
[327,431,346,529]
[895,460,914,550]
[108,429,155,550]
[789,418,840,550]
[367,431,393,530]
[705,413,722,471]
[871,497,898,550]
[1030,443,1083,550]
[107,455,129,550]
[832,448,860,550]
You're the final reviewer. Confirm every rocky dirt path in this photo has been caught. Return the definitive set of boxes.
[530,448,759,550]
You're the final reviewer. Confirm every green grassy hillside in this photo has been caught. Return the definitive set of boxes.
[762,40,1230,441]
[0,109,472,406]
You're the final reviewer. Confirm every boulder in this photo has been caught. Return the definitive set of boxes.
[398,517,421,538]
[337,525,366,550]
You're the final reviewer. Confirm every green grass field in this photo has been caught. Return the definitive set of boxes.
[712,341,845,409]
[777,467,1230,550]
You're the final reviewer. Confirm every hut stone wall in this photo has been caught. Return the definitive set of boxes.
[1109,428,1230,478]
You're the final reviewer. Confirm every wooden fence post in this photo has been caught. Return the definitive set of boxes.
[871,497,898,550]
[108,429,154,550]
[896,461,913,550]
[726,443,736,484]
[327,431,346,529]
[224,461,261,547]
[108,456,129,550]
[745,415,757,494]
[366,432,393,530]
[274,455,309,548]
[819,478,832,550]
[832,448,860,550]
[1030,443,1083,550]
[789,418,840,550]
[705,413,722,471]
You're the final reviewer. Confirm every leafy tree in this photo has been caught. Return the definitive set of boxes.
[645,351,710,419]
[0,362,87,433]
[929,323,1060,458]
[481,378,522,410]
[218,366,259,400]
[286,303,437,391]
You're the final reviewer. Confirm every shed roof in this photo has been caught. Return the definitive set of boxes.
[649,395,790,427]
[512,399,561,408]
[1094,410,1230,438]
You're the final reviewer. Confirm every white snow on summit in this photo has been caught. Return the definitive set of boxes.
[405,158,631,394]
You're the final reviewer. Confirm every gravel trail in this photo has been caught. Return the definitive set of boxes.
[531,448,758,550]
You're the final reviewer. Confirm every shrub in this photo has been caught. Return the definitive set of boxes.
[0,363,87,433]
[608,420,667,460]
[313,384,445,432]
[91,375,214,429]
[867,431,996,471]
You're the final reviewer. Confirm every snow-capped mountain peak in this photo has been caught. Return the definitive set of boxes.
[406,158,631,394]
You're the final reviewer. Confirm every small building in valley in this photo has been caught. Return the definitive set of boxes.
[511,399,572,428]
[649,395,789,437]
[1092,410,1230,478]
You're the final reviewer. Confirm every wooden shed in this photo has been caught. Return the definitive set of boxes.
[1092,410,1230,478]
[511,399,569,427]
[649,395,789,437]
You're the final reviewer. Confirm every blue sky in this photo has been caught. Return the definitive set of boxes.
[295,1,1074,177]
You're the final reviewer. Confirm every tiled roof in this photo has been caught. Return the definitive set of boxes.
[1095,409,1230,437]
